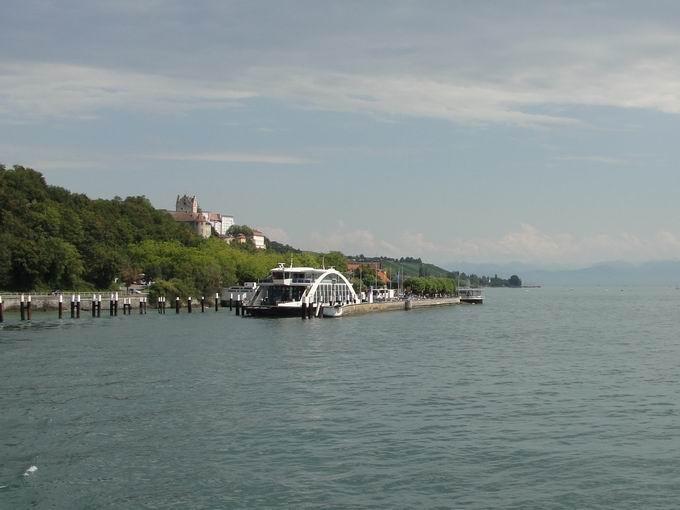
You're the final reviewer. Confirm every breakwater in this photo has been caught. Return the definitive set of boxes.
[342,297,461,316]
[0,293,148,311]
[0,293,461,323]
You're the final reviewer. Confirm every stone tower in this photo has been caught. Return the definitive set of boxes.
[176,194,198,213]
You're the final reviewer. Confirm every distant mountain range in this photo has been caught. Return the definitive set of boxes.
[445,260,680,286]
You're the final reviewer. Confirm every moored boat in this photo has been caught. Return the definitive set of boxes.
[322,304,344,318]
[245,263,358,317]
[458,287,484,304]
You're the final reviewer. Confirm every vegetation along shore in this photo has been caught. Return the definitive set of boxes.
[0,164,522,300]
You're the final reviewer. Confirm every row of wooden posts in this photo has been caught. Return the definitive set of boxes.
[0,292,250,322]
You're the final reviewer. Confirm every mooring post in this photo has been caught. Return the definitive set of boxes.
[175,296,180,314]
[76,294,81,318]
[26,294,32,321]
[301,297,307,319]
[201,296,205,313]
[58,293,63,319]
[19,294,25,321]
[0,295,4,323]
[235,295,240,316]
[114,292,119,316]
[70,294,75,319]
[215,293,219,312]
[229,293,233,311]
[109,293,114,316]
[241,296,245,316]
[187,296,192,313]
[91,294,96,317]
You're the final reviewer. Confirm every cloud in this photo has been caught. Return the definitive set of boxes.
[413,225,680,267]
[0,61,256,121]
[305,226,400,255]
[7,7,680,127]
[301,223,680,267]
[147,151,317,165]
[244,68,580,127]
[555,155,634,166]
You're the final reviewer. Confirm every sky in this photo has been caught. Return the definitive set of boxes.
[3,0,680,269]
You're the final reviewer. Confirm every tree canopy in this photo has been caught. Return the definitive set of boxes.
[0,164,349,297]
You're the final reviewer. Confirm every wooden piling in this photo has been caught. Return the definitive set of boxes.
[70,295,75,319]
[201,296,205,313]
[175,296,180,314]
[114,292,118,316]
[97,294,102,317]
[20,294,25,321]
[26,295,32,320]
[58,294,63,319]
[215,293,220,312]
[76,295,80,318]
[188,296,192,313]
[229,293,233,311]
[301,298,307,319]
[235,295,240,316]
[0,295,3,323]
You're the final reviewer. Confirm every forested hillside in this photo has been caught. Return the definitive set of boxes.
[0,165,343,296]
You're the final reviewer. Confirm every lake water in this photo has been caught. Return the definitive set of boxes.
[2,287,680,509]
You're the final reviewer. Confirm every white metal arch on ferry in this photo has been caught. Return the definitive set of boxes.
[305,268,358,303]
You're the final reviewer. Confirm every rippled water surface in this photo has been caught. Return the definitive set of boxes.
[2,287,680,508]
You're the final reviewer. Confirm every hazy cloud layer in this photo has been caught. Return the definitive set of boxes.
[303,224,680,268]
[4,1,680,266]
[4,2,680,125]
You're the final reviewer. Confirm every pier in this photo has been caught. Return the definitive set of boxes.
[0,292,462,324]
[342,297,461,316]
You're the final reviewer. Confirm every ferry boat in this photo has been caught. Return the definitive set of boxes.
[458,287,484,304]
[245,263,358,317]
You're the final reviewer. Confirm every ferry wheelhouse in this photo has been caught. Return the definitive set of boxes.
[246,263,359,317]
[458,287,484,304]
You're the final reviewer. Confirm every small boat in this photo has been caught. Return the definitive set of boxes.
[322,304,343,318]
[458,287,484,304]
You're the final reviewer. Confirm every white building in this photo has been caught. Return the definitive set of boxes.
[202,212,235,237]
[170,194,234,238]
[252,229,266,250]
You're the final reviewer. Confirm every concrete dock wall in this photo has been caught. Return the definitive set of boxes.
[0,293,148,311]
[342,297,460,316]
